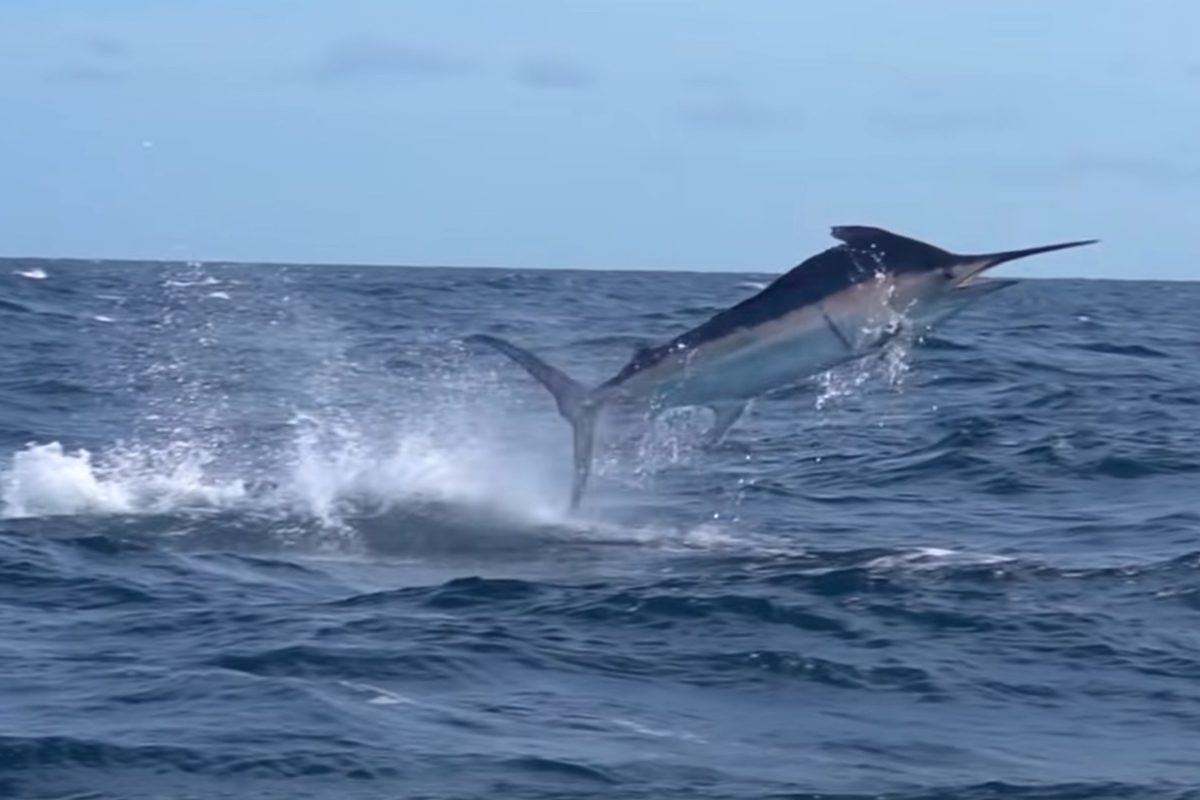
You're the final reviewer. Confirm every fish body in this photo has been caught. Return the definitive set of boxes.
[468,225,1096,508]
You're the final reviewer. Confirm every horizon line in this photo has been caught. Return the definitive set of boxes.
[0,253,1184,284]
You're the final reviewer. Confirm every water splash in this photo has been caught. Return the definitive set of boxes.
[0,404,574,547]
[282,412,565,527]
[630,407,711,478]
[814,273,918,410]
[814,336,915,411]
[0,441,246,519]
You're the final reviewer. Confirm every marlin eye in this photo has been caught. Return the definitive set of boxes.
[941,268,955,281]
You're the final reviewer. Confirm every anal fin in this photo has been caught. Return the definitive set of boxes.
[703,401,748,447]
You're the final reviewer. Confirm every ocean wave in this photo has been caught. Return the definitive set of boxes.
[0,735,208,774]
[765,781,1199,800]
[0,734,400,782]
[3,262,1200,798]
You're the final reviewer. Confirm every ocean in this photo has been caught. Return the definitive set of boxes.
[0,258,1197,799]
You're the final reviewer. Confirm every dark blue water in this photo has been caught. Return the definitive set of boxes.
[1,258,1198,799]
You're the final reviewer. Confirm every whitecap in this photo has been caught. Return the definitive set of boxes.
[0,441,246,519]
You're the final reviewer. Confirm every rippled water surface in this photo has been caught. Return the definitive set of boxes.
[1,258,1198,799]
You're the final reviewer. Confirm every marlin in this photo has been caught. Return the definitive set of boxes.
[468,225,1096,508]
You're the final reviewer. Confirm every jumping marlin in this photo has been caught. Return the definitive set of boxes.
[468,225,1096,508]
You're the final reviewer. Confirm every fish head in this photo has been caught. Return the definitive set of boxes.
[906,277,1019,331]
[831,225,1098,326]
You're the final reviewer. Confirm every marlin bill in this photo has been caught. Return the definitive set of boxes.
[467,225,1097,509]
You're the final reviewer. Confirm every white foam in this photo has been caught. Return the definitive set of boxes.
[0,441,246,519]
[865,547,1015,571]
[0,403,570,538]
[164,276,221,288]
[336,680,423,707]
[0,384,754,555]
[1,443,131,517]
[610,717,705,742]
[15,267,47,280]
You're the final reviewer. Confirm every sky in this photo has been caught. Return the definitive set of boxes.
[0,1,1196,279]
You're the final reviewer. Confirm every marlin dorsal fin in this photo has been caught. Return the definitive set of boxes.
[830,225,955,264]
[830,225,897,247]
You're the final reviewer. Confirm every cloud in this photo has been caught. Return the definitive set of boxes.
[513,57,592,90]
[676,74,786,133]
[52,64,126,83]
[83,35,129,59]
[50,34,130,83]
[312,38,466,81]
[681,93,780,133]
[1063,154,1200,185]
[868,108,1000,136]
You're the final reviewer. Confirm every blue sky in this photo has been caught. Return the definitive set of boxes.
[0,1,1196,278]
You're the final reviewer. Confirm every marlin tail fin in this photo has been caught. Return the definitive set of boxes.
[465,334,600,510]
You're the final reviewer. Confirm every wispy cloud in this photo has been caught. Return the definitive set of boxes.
[866,84,1010,137]
[675,73,787,133]
[681,93,781,133]
[52,35,131,84]
[513,57,592,90]
[1064,154,1200,185]
[311,38,467,82]
[52,64,126,84]
[83,35,129,60]
[868,108,1000,136]
[307,39,602,94]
